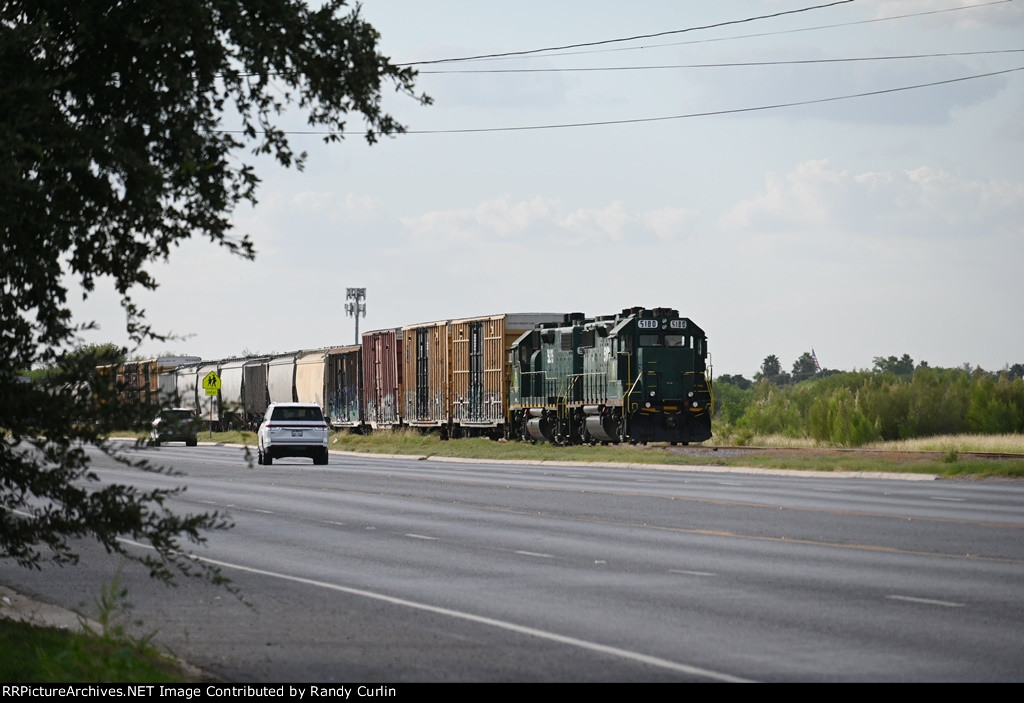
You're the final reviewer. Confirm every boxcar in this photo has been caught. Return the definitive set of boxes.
[326,345,363,429]
[401,319,450,431]
[449,313,565,438]
[361,328,402,429]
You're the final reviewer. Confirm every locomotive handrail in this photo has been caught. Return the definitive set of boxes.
[704,371,715,415]
[622,370,644,440]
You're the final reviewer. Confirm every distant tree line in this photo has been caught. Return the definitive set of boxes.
[713,354,1024,446]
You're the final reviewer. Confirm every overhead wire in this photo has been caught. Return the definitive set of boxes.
[417,49,1024,75]
[226,64,1024,137]
[390,65,1024,135]
[213,1,1022,137]
[399,0,1017,66]
[402,0,857,66]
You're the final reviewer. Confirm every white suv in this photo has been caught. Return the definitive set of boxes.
[257,402,329,465]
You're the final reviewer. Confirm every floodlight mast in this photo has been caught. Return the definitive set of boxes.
[345,287,366,345]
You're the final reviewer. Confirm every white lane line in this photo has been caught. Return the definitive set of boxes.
[118,539,751,683]
[714,481,744,486]
[405,533,438,541]
[515,550,555,559]
[669,569,716,577]
[887,595,965,608]
[250,509,273,514]
[323,521,347,526]
[929,496,965,502]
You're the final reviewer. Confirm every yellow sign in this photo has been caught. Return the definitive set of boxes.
[202,371,221,395]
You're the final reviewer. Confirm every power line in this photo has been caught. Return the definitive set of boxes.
[418,49,1024,75]
[403,1,856,66]
[403,0,1016,66]
[404,65,1024,134]
[238,64,1021,137]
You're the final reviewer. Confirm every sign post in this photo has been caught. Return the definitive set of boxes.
[202,371,221,438]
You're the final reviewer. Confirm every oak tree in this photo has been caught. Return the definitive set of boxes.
[1,0,427,582]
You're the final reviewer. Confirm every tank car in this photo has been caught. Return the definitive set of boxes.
[508,307,712,445]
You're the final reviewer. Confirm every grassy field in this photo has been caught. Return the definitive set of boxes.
[122,427,1024,479]
[109,427,1024,478]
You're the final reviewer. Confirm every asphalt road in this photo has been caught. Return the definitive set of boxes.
[3,442,1023,682]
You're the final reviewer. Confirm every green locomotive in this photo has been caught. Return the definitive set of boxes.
[508,307,712,445]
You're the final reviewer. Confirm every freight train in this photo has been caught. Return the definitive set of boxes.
[98,307,713,445]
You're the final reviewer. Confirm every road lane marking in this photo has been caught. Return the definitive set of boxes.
[405,533,438,541]
[887,595,965,608]
[929,497,965,502]
[515,550,554,559]
[118,539,753,683]
[669,569,716,577]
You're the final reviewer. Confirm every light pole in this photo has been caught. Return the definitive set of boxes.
[345,288,366,344]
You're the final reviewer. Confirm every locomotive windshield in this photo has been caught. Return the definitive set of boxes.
[639,334,688,347]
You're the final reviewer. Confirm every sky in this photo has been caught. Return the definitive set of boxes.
[69,0,1024,378]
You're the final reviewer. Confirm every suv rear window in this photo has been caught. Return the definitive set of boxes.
[271,406,324,421]
[163,410,194,421]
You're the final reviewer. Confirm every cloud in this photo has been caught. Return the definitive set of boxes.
[399,195,560,242]
[400,196,699,245]
[720,159,1024,240]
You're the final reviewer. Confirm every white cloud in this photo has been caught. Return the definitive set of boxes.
[401,196,699,245]
[399,195,559,242]
[720,159,1024,240]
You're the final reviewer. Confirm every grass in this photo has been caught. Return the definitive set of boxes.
[327,429,1024,479]
[109,426,1024,479]
[0,618,188,682]
[0,573,198,683]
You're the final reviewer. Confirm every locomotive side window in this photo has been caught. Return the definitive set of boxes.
[581,330,595,348]
[639,335,661,347]
[664,335,684,347]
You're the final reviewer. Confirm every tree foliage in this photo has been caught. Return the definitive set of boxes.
[791,351,818,383]
[716,361,1024,447]
[1,1,426,581]
[873,354,915,379]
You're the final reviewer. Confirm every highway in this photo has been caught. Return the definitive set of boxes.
[3,442,1023,682]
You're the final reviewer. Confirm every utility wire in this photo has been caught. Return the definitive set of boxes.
[244,64,1022,137]
[418,49,1024,74]
[403,1,856,66]
[402,0,1016,66]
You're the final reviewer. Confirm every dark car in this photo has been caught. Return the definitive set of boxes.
[151,408,198,446]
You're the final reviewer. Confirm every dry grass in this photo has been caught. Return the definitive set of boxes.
[866,434,1024,454]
